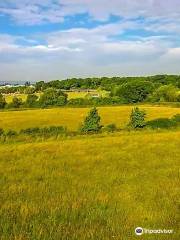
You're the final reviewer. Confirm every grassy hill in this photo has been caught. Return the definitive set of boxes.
[0,130,179,239]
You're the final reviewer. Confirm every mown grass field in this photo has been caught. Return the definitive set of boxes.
[0,105,179,131]
[0,130,180,239]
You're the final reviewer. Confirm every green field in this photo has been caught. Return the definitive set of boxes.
[0,105,180,239]
[0,105,180,131]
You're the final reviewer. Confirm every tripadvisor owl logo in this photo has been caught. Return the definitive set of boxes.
[135,227,143,235]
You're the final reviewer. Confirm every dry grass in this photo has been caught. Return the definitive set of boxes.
[0,105,179,131]
[0,131,180,239]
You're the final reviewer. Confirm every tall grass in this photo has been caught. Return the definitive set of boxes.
[0,131,180,239]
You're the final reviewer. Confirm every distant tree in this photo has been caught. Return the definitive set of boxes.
[148,84,179,102]
[129,107,146,129]
[24,86,35,94]
[26,94,38,107]
[80,107,102,133]
[0,93,7,109]
[39,88,67,107]
[35,81,45,91]
[113,81,154,103]
[25,81,31,87]
[11,96,23,108]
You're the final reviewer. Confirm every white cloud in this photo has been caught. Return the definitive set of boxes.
[0,1,180,81]
[1,0,180,25]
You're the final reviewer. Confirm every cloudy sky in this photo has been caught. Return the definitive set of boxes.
[0,0,180,82]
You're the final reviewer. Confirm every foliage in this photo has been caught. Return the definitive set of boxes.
[0,93,7,109]
[25,94,38,107]
[39,88,67,107]
[80,107,102,133]
[0,128,4,136]
[172,114,180,123]
[20,126,67,137]
[9,96,23,108]
[129,107,146,129]
[113,80,154,103]
[148,84,180,102]
[146,118,177,129]
[6,130,17,137]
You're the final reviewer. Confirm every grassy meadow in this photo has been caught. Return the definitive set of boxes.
[0,105,180,239]
[0,105,180,131]
[0,131,180,239]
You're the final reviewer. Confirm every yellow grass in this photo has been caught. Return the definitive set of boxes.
[4,94,27,103]
[0,105,179,131]
[0,131,180,239]
[67,91,89,99]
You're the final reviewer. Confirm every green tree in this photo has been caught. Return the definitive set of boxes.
[0,93,7,109]
[39,88,67,107]
[11,96,23,108]
[26,94,38,107]
[129,107,146,129]
[80,107,102,133]
[148,84,179,102]
[113,81,154,103]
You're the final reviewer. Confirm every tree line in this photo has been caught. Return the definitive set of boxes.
[0,107,180,142]
[0,74,180,109]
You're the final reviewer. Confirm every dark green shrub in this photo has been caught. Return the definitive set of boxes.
[129,107,146,129]
[26,94,38,107]
[80,107,102,133]
[0,128,4,136]
[9,96,23,108]
[172,114,180,123]
[20,126,67,137]
[39,88,67,107]
[6,130,17,137]
[146,118,177,129]
[0,94,7,109]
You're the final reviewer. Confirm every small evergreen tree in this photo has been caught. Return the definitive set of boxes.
[129,107,146,129]
[80,107,102,133]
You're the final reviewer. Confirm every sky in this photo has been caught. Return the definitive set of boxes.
[0,0,180,83]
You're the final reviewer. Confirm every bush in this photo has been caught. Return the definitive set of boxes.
[172,114,180,123]
[0,94,7,109]
[26,94,38,107]
[39,88,67,107]
[80,107,102,133]
[146,118,177,129]
[9,96,23,108]
[0,128,4,136]
[104,124,117,132]
[129,107,146,129]
[6,130,17,137]
[20,126,67,137]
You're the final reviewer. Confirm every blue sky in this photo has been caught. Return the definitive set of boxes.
[0,0,180,82]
